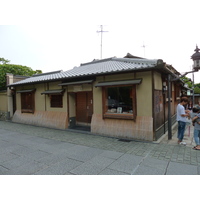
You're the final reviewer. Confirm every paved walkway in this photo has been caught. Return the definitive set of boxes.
[0,121,200,175]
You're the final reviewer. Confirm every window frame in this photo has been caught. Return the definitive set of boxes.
[102,84,137,120]
[50,94,63,108]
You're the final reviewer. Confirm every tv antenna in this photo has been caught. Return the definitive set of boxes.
[97,25,108,59]
[141,42,147,57]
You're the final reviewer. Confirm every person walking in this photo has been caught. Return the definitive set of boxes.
[192,111,200,150]
[176,98,189,145]
[187,101,193,111]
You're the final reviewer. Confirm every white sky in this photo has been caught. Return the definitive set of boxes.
[1,0,200,83]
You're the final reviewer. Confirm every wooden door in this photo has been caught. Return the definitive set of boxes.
[76,92,93,124]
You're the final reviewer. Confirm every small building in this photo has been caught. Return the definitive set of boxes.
[0,74,29,120]
[7,55,184,141]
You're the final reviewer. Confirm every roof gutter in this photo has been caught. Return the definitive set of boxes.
[155,59,181,79]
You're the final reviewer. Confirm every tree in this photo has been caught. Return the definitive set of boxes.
[180,76,193,88]
[0,57,10,64]
[34,70,43,74]
[0,58,42,90]
[194,86,200,94]
[181,76,200,94]
[195,83,200,88]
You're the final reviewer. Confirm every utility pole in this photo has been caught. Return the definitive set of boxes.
[192,71,195,106]
[97,25,108,59]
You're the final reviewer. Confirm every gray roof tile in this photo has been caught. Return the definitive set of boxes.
[8,57,160,87]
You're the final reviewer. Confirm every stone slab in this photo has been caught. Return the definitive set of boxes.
[107,154,142,174]
[99,168,129,175]
[37,152,71,166]
[3,161,48,175]
[132,157,169,175]
[100,150,123,159]
[65,146,104,162]
[0,152,19,163]
[166,162,198,175]
[35,158,83,175]
[70,156,114,175]
[0,165,9,174]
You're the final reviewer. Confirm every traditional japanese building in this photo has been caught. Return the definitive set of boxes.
[7,54,184,141]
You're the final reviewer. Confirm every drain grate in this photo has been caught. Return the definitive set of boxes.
[118,139,132,142]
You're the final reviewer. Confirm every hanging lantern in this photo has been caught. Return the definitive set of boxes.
[191,45,200,71]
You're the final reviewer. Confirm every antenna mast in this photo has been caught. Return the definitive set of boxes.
[141,42,146,57]
[97,25,108,59]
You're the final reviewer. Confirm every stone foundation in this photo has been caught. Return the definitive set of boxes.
[0,111,10,121]
[91,114,153,141]
[12,110,68,129]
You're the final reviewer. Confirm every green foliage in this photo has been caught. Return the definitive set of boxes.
[180,76,192,88]
[180,76,200,94]
[0,57,10,64]
[34,70,42,74]
[194,86,200,94]
[0,62,42,90]
[195,83,200,88]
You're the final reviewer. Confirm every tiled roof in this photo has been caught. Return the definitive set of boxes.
[8,57,161,87]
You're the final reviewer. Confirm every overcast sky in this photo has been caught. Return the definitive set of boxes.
[1,0,200,83]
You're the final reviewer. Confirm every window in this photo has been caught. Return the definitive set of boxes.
[103,85,136,120]
[41,89,65,108]
[50,95,63,108]
[21,91,35,113]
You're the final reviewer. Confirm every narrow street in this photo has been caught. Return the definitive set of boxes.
[0,121,200,175]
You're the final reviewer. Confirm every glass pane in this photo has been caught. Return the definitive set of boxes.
[106,86,133,114]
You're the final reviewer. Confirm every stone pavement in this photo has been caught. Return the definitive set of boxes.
[0,121,200,175]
